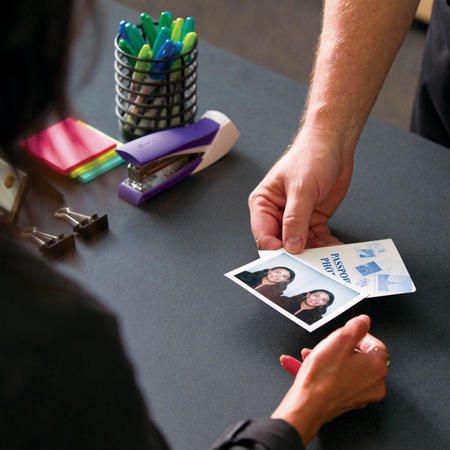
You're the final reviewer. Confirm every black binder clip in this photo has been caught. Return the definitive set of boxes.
[21,226,75,257]
[55,207,108,239]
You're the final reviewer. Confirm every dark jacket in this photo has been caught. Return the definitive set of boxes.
[0,231,303,450]
[294,307,323,325]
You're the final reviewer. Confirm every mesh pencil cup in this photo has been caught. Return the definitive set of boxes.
[114,35,198,141]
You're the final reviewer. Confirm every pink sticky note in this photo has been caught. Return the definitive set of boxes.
[22,118,117,174]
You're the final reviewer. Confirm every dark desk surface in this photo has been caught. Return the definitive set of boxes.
[28,0,450,448]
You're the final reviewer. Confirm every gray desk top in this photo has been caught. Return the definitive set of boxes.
[27,0,450,448]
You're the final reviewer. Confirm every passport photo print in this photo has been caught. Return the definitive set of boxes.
[226,250,367,332]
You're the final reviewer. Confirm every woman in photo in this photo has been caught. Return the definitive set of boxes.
[290,289,335,325]
[235,266,295,301]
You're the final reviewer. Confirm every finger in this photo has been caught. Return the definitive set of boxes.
[305,234,342,249]
[357,332,387,354]
[257,234,283,250]
[300,315,371,362]
[305,223,343,249]
[309,222,335,241]
[336,315,371,353]
[249,193,283,250]
[368,347,391,368]
[280,354,302,376]
[282,183,315,254]
[301,348,312,360]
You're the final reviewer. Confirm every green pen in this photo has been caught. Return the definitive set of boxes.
[140,12,157,47]
[171,17,184,43]
[181,31,197,55]
[124,43,153,130]
[158,11,172,33]
[171,31,197,75]
[119,38,137,67]
[125,22,145,53]
[134,44,153,80]
[152,26,170,55]
[181,16,195,40]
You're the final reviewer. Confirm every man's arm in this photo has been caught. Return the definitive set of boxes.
[249,0,419,253]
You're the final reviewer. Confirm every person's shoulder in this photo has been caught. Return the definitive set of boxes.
[259,283,282,295]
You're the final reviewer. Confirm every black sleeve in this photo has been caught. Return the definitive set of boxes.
[1,236,305,450]
[0,234,170,450]
[210,418,305,450]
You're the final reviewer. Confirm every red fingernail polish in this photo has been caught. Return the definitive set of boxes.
[280,355,301,376]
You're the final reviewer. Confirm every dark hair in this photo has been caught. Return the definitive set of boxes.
[297,289,335,315]
[1,0,95,155]
[0,1,97,232]
[236,266,295,292]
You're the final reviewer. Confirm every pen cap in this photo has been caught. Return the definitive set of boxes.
[114,27,198,141]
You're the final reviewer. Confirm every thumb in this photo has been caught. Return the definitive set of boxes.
[282,182,315,254]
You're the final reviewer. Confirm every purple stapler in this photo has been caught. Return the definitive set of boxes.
[116,111,240,205]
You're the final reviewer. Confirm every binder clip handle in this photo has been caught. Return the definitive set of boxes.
[22,226,75,257]
[55,207,108,239]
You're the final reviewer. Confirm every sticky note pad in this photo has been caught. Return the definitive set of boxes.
[69,148,121,178]
[22,118,118,174]
[77,153,124,183]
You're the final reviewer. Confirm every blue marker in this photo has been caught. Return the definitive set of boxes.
[118,20,132,45]
[170,41,184,69]
[174,41,183,54]
[150,39,176,80]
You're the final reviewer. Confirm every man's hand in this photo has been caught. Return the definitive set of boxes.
[249,0,419,255]
[249,127,354,253]
[271,315,389,445]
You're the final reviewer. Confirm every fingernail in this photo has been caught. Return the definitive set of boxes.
[301,348,312,359]
[285,236,303,253]
[280,355,302,376]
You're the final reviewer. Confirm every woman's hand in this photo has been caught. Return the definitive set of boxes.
[271,315,389,445]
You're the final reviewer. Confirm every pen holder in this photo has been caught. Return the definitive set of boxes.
[114,35,198,141]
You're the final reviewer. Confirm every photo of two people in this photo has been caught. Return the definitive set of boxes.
[226,250,367,332]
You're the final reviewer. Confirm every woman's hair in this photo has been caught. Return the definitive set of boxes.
[1,0,95,156]
[297,289,335,315]
[236,266,295,292]
[0,0,97,233]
